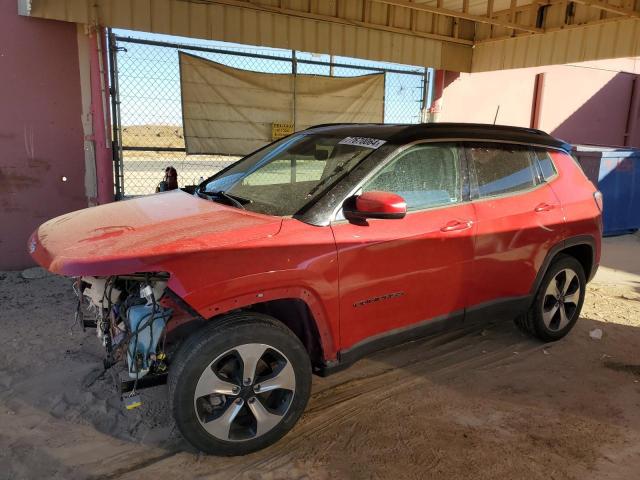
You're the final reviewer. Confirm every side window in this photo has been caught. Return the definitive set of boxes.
[467,143,538,198]
[363,143,461,211]
[534,149,558,180]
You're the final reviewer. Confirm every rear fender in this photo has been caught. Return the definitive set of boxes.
[530,235,598,297]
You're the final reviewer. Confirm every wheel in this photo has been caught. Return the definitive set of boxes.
[516,254,586,342]
[168,313,312,455]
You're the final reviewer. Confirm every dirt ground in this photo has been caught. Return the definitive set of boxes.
[1,234,639,480]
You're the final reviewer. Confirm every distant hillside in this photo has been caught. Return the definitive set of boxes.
[121,125,184,148]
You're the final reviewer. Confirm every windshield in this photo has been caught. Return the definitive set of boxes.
[200,134,378,216]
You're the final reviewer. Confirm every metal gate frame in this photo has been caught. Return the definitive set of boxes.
[107,32,431,199]
[107,29,125,200]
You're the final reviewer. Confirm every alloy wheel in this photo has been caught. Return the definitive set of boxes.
[542,268,581,331]
[193,343,296,442]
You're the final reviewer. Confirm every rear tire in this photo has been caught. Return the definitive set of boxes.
[515,254,586,342]
[168,312,312,456]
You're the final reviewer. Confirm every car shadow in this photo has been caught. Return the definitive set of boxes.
[310,313,640,429]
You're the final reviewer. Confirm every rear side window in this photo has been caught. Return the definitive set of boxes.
[466,143,538,198]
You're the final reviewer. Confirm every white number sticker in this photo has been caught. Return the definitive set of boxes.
[338,137,387,149]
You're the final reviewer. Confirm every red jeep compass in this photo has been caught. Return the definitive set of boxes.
[29,123,602,455]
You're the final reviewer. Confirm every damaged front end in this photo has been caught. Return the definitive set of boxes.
[75,273,177,401]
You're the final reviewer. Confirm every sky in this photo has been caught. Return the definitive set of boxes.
[112,28,433,129]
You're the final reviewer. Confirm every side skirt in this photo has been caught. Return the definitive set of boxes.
[316,295,532,377]
[464,295,532,326]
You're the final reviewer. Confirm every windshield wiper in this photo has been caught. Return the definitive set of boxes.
[200,190,251,210]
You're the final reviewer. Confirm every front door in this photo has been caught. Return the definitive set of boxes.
[330,142,476,351]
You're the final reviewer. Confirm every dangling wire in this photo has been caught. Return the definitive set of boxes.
[70,278,83,334]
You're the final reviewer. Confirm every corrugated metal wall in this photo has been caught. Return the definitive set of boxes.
[28,0,473,71]
[26,0,640,73]
[473,18,640,71]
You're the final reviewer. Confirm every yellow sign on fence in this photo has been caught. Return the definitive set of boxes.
[272,122,294,141]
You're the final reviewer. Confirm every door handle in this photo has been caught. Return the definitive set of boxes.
[534,203,555,212]
[441,220,473,232]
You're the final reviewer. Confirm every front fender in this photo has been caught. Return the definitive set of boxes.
[165,219,340,360]
[187,285,338,360]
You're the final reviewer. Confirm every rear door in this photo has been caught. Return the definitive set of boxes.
[331,142,476,350]
[464,142,565,315]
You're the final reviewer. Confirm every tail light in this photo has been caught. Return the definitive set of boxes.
[593,191,603,212]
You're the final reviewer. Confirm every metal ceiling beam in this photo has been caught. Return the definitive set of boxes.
[187,0,473,45]
[558,0,640,17]
[476,0,547,18]
[477,0,640,44]
[475,13,636,44]
[370,0,543,33]
[476,0,639,24]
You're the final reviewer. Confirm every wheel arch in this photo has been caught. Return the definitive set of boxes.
[172,288,338,371]
[531,235,597,296]
[242,298,326,373]
[560,243,594,282]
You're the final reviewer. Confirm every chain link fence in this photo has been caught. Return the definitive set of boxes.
[110,31,430,196]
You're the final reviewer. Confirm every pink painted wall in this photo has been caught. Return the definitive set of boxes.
[438,69,537,127]
[541,68,635,147]
[439,61,640,148]
[0,2,88,269]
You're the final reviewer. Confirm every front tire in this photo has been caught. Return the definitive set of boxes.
[168,312,312,455]
[516,254,586,342]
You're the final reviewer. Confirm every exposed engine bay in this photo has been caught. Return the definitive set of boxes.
[75,274,177,403]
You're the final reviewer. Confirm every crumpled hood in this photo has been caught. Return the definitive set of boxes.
[29,190,283,276]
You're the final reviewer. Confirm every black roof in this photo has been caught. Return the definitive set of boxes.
[305,122,571,152]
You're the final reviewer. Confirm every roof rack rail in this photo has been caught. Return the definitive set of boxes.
[307,122,548,137]
[408,122,547,135]
[306,123,369,129]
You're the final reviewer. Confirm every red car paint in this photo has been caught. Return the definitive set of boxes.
[29,142,602,367]
[548,151,603,264]
[468,181,565,307]
[333,200,476,349]
[355,191,407,216]
[30,190,341,359]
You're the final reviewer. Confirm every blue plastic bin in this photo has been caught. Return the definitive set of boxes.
[573,145,640,236]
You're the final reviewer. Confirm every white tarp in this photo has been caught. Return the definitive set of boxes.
[179,52,385,155]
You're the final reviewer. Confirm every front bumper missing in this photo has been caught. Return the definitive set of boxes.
[120,371,169,394]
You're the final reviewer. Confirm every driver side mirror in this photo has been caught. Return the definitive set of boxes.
[343,191,407,222]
